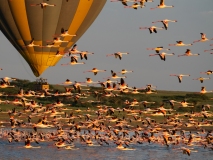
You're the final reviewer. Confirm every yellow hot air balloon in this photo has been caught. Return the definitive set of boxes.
[0,0,106,77]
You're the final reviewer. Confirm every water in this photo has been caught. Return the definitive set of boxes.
[0,136,212,160]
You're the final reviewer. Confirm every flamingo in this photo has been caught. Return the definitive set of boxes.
[30,3,56,9]
[139,26,164,34]
[150,0,174,9]
[146,46,170,53]
[149,52,175,61]
[170,74,190,83]
[106,52,129,60]
[61,56,85,66]
[118,69,133,75]
[200,70,213,75]
[199,86,213,94]
[65,44,81,56]
[79,51,94,60]
[60,28,76,37]
[124,3,144,9]
[192,77,210,83]
[58,79,72,85]
[0,81,15,88]
[1,77,16,85]
[83,68,106,75]
[110,0,134,6]
[169,41,193,46]
[193,33,213,43]
[107,70,127,79]
[152,19,177,30]
[177,49,200,57]
[40,42,60,48]
[26,38,40,47]
[80,78,100,84]
[47,37,69,44]
[204,49,213,52]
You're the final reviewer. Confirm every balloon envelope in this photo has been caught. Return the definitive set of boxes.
[0,0,106,77]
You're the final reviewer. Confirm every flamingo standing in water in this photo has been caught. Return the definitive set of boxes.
[147,46,170,53]
[193,33,213,43]
[170,74,190,83]
[150,0,174,10]
[149,52,175,61]
[83,68,106,75]
[192,77,210,83]
[177,49,200,57]
[61,56,85,66]
[106,52,129,60]
[169,41,193,46]
[152,19,177,30]
[139,26,164,34]
[31,3,56,9]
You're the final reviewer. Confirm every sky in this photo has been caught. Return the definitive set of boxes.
[0,0,213,92]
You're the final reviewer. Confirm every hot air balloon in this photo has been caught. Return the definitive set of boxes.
[0,0,106,77]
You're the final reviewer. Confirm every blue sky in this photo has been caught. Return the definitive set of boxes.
[0,0,213,92]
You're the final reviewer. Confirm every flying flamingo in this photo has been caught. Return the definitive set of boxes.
[150,0,174,10]
[106,52,129,60]
[25,38,40,47]
[192,77,210,83]
[177,49,200,57]
[169,41,193,46]
[106,70,127,79]
[65,44,81,56]
[58,79,72,85]
[200,70,213,75]
[147,46,170,53]
[60,28,76,37]
[110,0,136,6]
[152,19,177,30]
[124,3,144,9]
[79,51,94,60]
[40,42,60,48]
[193,33,213,43]
[79,78,100,84]
[118,69,133,75]
[30,3,56,9]
[170,74,190,83]
[61,56,85,66]
[83,68,106,75]
[149,52,175,61]
[139,26,164,34]
[47,37,69,44]
[204,49,213,52]
[199,86,213,94]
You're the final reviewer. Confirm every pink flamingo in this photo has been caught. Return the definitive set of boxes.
[177,49,200,57]
[152,19,177,30]
[139,26,164,34]
[169,41,193,46]
[150,0,174,10]
[193,33,213,43]
[170,74,190,83]
[149,52,175,61]
[147,46,170,53]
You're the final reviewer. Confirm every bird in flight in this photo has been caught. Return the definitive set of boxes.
[152,19,177,30]
[31,3,56,9]
[169,41,193,46]
[150,0,174,10]
[139,26,164,34]
[170,74,190,83]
